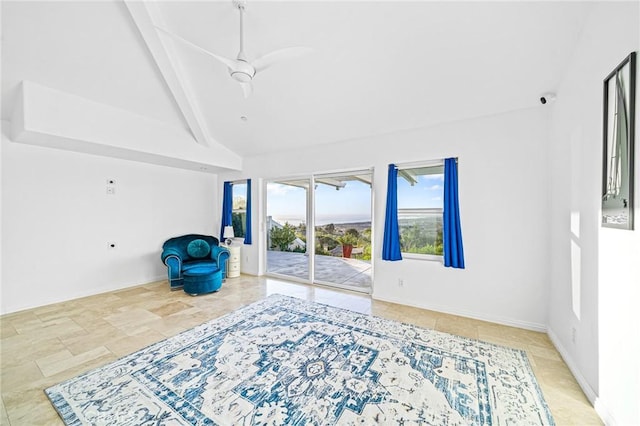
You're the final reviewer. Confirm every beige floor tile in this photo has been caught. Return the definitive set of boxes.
[405,315,438,330]
[148,300,193,317]
[435,317,479,340]
[2,310,40,329]
[534,357,582,385]
[33,354,119,393]
[143,317,192,338]
[1,336,66,370]
[0,275,601,425]
[541,385,602,425]
[59,324,124,355]
[1,333,44,358]
[477,323,552,348]
[32,300,79,315]
[75,293,122,310]
[1,360,44,392]
[103,308,162,332]
[36,346,112,377]
[0,320,17,340]
[114,286,153,295]
[473,333,529,351]
[140,280,166,289]
[34,305,86,324]
[182,295,228,310]
[163,308,218,331]
[14,317,85,343]
[0,395,10,425]
[3,388,63,426]
[527,343,564,362]
[105,327,167,357]
[66,308,112,327]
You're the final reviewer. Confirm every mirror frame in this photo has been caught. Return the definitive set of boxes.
[602,52,636,230]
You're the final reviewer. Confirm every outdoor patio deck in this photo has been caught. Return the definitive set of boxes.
[266,251,371,291]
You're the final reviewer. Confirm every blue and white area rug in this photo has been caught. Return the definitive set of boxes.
[46,294,554,425]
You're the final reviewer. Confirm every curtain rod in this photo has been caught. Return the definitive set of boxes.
[395,157,457,169]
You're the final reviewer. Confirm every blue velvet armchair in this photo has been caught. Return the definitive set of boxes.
[161,234,230,290]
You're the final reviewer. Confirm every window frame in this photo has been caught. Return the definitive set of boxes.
[231,180,248,240]
[396,161,444,262]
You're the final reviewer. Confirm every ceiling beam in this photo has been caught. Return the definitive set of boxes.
[124,1,213,148]
[398,169,419,186]
[351,174,372,186]
[315,178,347,190]
[274,180,309,190]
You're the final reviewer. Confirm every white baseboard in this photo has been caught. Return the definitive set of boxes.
[1,275,168,315]
[546,328,615,425]
[546,328,597,403]
[145,275,168,285]
[371,293,547,332]
[594,399,617,426]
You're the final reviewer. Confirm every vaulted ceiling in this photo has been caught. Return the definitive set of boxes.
[2,1,593,160]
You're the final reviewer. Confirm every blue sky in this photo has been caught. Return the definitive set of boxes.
[266,173,443,224]
[397,174,444,209]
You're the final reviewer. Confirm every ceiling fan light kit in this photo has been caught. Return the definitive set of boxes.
[230,62,255,83]
[155,0,311,98]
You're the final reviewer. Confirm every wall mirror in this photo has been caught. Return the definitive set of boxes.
[602,52,636,230]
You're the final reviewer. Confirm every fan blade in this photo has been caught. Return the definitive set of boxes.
[240,82,253,98]
[251,47,313,73]
[154,26,238,70]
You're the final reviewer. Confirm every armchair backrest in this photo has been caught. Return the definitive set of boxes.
[162,234,221,261]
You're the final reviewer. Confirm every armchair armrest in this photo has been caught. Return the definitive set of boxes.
[211,245,230,265]
[161,248,183,283]
[161,247,183,263]
[212,245,230,278]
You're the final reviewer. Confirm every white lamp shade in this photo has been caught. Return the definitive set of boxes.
[223,226,235,240]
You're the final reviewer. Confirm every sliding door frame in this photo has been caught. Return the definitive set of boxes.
[263,168,374,293]
[311,169,374,294]
[263,175,312,284]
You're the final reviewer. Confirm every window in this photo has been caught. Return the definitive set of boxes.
[231,181,247,238]
[397,162,444,256]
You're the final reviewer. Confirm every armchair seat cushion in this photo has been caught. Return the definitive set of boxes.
[184,265,219,276]
[183,260,218,272]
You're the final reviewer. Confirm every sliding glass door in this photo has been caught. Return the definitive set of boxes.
[313,171,372,292]
[265,179,310,281]
[265,170,373,293]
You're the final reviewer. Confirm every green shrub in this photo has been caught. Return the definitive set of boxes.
[338,233,358,246]
[270,223,296,251]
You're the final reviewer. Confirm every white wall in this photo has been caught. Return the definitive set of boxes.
[1,123,218,314]
[547,2,639,425]
[221,106,551,330]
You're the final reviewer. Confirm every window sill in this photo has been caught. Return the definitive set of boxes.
[401,252,443,263]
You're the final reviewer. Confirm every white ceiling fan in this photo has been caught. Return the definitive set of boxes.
[155,0,312,98]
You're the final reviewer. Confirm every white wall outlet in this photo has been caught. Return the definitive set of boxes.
[106,187,115,195]
[107,242,117,250]
[571,327,577,344]
[398,278,404,287]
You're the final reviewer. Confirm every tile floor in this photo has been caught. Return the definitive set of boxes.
[0,276,602,425]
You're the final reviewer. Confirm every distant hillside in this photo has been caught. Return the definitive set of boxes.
[332,221,371,232]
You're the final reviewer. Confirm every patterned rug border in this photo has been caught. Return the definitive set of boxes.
[45,293,555,425]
